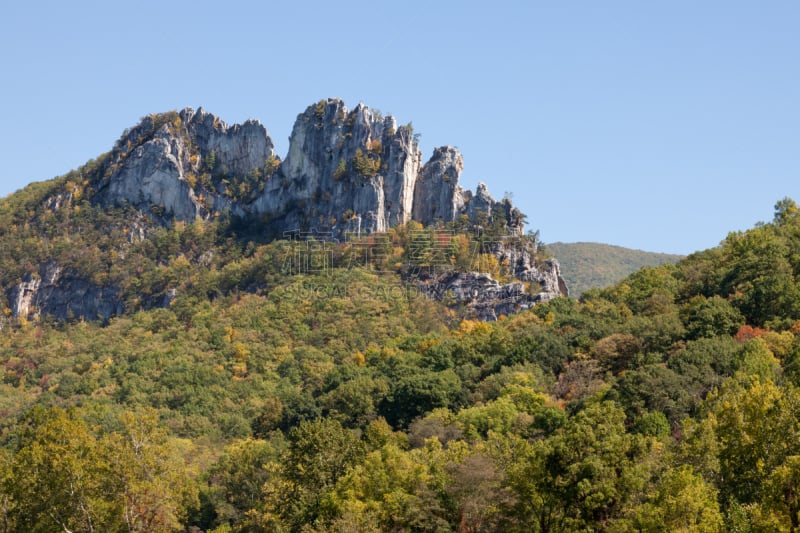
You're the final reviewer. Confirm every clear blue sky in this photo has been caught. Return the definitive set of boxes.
[2,1,798,255]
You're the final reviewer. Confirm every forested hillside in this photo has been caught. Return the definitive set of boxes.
[546,242,683,297]
[4,126,800,530]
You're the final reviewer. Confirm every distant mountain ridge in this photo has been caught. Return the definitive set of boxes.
[546,242,683,297]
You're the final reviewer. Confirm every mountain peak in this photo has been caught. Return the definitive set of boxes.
[88,99,522,239]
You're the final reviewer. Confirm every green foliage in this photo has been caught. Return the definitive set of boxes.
[706,378,800,504]
[332,157,347,180]
[204,149,217,173]
[627,465,724,532]
[261,418,365,529]
[495,400,658,532]
[314,99,326,119]
[380,369,462,428]
[353,148,380,177]
[5,406,108,533]
[682,295,745,339]
[773,196,799,226]
[202,437,282,528]
[3,406,197,532]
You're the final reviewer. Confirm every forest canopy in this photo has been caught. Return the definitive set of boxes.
[2,188,800,531]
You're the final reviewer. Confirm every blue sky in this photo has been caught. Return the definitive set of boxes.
[1,1,798,255]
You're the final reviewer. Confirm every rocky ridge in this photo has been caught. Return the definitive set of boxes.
[92,98,526,237]
[8,99,567,321]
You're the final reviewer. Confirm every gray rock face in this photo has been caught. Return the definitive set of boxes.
[535,258,570,300]
[463,183,525,236]
[94,109,275,222]
[412,243,568,321]
[185,108,274,178]
[92,99,522,238]
[252,99,422,236]
[9,261,124,322]
[101,128,201,221]
[249,99,527,238]
[414,272,529,321]
[487,239,568,298]
[412,147,464,226]
[464,183,494,225]
[11,276,40,319]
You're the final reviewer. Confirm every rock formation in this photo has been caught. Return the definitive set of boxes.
[411,236,568,320]
[8,99,567,322]
[93,109,274,222]
[9,261,123,322]
[91,98,524,238]
[412,147,465,225]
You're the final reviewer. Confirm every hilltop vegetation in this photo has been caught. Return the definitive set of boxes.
[546,242,683,297]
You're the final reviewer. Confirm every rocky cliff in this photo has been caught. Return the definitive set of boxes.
[412,237,567,321]
[9,261,123,322]
[7,99,566,322]
[93,108,274,222]
[91,98,525,237]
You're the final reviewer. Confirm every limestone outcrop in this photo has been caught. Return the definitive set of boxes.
[91,99,524,238]
[9,261,123,322]
[251,100,421,236]
[414,272,540,322]
[411,240,568,321]
[93,109,275,222]
[412,146,464,226]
